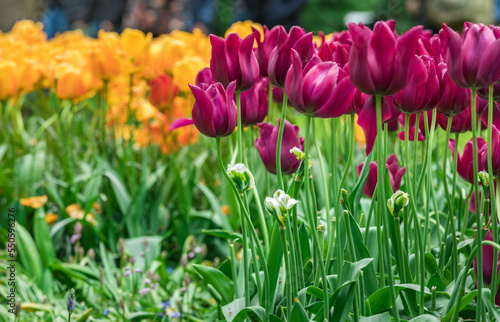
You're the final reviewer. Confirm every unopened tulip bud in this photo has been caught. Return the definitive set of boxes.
[265,197,284,225]
[227,163,255,192]
[387,190,409,217]
[478,171,490,189]
[290,146,305,161]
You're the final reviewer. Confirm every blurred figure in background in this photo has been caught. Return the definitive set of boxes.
[406,0,495,33]
[233,0,308,29]
[121,0,216,35]
[42,0,126,38]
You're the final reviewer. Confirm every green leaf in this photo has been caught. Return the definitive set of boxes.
[290,299,310,322]
[359,312,391,322]
[483,289,500,321]
[16,223,43,285]
[33,208,56,266]
[49,218,77,238]
[231,305,266,322]
[197,183,232,230]
[425,252,439,275]
[349,151,373,216]
[203,229,242,241]
[267,222,283,305]
[123,236,163,271]
[408,314,441,321]
[103,169,131,215]
[367,284,431,315]
[74,308,93,322]
[441,290,477,322]
[193,264,234,304]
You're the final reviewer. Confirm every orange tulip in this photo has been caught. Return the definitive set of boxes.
[89,30,121,81]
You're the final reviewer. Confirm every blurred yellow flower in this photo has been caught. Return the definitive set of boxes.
[225,20,263,44]
[66,203,98,226]
[56,65,94,100]
[119,28,152,75]
[45,213,58,225]
[354,115,366,147]
[0,60,20,99]
[172,57,208,92]
[9,20,46,44]
[89,30,121,81]
[20,195,48,209]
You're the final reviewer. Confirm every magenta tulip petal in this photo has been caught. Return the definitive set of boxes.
[285,50,305,111]
[478,39,500,87]
[238,33,260,91]
[369,22,397,91]
[191,84,217,137]
[170,118,194,130]
[210,35,230,87]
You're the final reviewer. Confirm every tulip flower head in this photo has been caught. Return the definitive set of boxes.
[437,106,472,133]
[149,74,178,109]
[357,154,406,198]
[473,231,500,305]
[255,120,304,175]
[253,25,289,77]
[449,137,487,183]
[436,63,471,116]
[227,163,255,192]
[240,77,269,127]
[481,125,500,178]
[348,20,422,95]
[189,81,237,138]
[265,189,298,225]
[387,190,409,217]
[442,23,500,88]
[268,26,316,88]
[285,49,355,117]
[210,33,259,92]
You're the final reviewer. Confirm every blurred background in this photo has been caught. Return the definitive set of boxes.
[1,0,498,37]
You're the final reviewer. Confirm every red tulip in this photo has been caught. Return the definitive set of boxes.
[449,136,487,183]
[189,81,237,138]
[347,20,422,95]
[357,154,406,198]
[442,23,500,88]
[268,26,316,88]
[255,120,304,175]
[149,74,178,108]
[285,50,355,117]
[240,78,268,127]
[210,33,259,92]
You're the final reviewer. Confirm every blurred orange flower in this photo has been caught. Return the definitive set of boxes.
[20,195,48,209]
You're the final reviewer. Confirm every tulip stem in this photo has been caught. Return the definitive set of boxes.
[236,92,244,163]
[229,240,239,299]
[487,84,498,304]
[280,226,293,320]
[303,113,330,319]
[442,115,458,279]
[376,94,399,321]
[216,137,271,321]
[276,91,288,190]
[471,87,485,321]
[267,82,273,122]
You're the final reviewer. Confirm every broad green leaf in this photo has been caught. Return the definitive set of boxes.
[408,314,441,321]
[16,223,43,285]
[367,284,431,315]
[359,312,391,322]
[33,208,56,266]
[50,218,77,238]
[231,305,266,322]
[483,289,500,321]
[441,290,477,322]
[123,236,163,271]
[193,264,234,304]
[75,308,93,322]
[290,299,310,322]
[267,222,283,305]
[103,170,131,215]
[203,229,242,241]
[197,183,232,230]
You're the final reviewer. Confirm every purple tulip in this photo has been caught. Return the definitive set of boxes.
[480,101,500,129]
[318,41,350,68]
[397,111,435,142]
[449,136,487,184]
[210,33,259,92]
[442,23,500,88]
[357,154,406,198]
[477,83,500,102]
[392,55,440,113]
[254,120,304,175]
[481,125,500,177]
[436,62,471,116]
[473,230,500,305]
[195,68,214,88]
[189,81,237,138]
[347,20,422,95]
[437,106,472,133]
[285,49,355,117]
[253,25,288,77]
[268,26,316,88]
[348,89,370,115]
[357,96,401,154]
[240,78,268,127]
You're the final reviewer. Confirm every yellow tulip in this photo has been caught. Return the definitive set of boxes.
[9,20,46,44]
[119,28,152,74]
[0,60,20,100]
[56,65,93,100]
[89,30,121,81]
[225,20,263,45]
[172,56,208,92]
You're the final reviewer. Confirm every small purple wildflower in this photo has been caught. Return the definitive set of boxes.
[138,288,151,296]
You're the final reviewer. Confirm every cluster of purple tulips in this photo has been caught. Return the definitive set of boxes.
[174,19,500,319]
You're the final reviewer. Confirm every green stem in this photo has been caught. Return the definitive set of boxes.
[236,92,243,162]
[229,240,239,299]
[376,96,386,289]
[216,138,271,320]
[280,226,293,319]
[276,91,288,190]
[375,94,399,321]
[487,84,499,304]
[303,114,329,319]
[471,88,484,321]
[442,115,458,279]
[285,222,298,299]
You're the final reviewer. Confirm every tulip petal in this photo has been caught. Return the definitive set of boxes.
[442,24,468,88]
[478,39,500,87]
[210,35,230,87]
[348,22,376,94]
[285,50,305,111]
[369,21,397,92]
[190,84,217,137]
[170,118,194,130]
[238,33,259,91]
